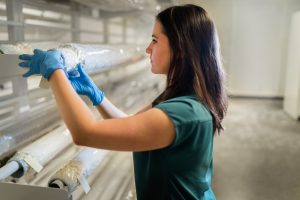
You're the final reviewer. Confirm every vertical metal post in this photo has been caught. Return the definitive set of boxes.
[103,18,109,43]
[122,17,127,44]
[71,2,80,42]
[6,0,24,43]
[6,0,28,116]
[12,76,30,118]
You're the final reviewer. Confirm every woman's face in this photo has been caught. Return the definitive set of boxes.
[146,20,172,75]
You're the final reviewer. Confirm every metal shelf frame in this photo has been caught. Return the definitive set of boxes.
[0,0,139,44]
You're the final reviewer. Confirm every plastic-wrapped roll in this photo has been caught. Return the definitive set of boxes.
[9,126,72,177]
[0,42,144,73]
[56,43,144,74]
[0,43,32,54]
[39,43,144,88]
[0,126,72,180]
[48,147,108,196]
[63,44,144,72]
[0,103,61,159]
[0,42,61,54]
[20,127,71,166]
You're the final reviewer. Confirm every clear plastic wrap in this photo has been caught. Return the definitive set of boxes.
[0,104,61,159]
[48,147,108,195]
[57,43,144,74]
[11,126,72,166]
[0,42,60,54]
[0,42,144,74]
[0,126,72,180]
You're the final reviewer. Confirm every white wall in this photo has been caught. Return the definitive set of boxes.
[284,11,300,119]
[228,0,287,97]
[181,0,300,97]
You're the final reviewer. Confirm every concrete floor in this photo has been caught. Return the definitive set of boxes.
[212,98,300,200]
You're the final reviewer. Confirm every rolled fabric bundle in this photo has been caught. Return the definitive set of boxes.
[0,105,61,159]
[0,42,144,78]
[0,126,72,181]
[61,43,144,73]
[0,43,32,54]
[48,147,109,196]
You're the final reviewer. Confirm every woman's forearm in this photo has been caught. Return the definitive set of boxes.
[96,99,153,119]
[49,69,96,143]
[96,97,127,119]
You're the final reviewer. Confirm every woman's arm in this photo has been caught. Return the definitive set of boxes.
[95,81,154,118]
[96,99,151,119]
[96,97,127,119]
[49,69,175,151]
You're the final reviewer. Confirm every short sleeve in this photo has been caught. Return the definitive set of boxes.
[155,97,210,148]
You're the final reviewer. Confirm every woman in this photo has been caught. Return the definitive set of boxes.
[19,4,227,200]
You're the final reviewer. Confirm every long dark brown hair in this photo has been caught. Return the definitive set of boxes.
[155,4,228,134]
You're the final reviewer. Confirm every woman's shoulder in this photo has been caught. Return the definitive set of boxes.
[155,95,212,123]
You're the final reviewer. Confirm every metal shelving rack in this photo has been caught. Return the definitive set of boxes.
[0,0,170,199]
[0,0,154,44]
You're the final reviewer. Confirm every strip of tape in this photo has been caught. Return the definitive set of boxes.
[78,175,90,194]
[23,154,43,173]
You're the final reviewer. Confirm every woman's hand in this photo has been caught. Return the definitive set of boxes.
[68,63,104,106]
[18,49,65,79]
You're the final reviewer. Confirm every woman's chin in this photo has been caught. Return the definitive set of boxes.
[150,68,157,74]
[151,69,166,75]
[150,67,159,74]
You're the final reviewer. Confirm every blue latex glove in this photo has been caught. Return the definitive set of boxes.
[19,49,65,79]
[68,64,104,106]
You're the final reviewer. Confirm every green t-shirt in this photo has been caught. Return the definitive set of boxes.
[133,95,216,200]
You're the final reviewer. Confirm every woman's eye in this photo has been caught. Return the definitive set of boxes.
[152,39,157,43]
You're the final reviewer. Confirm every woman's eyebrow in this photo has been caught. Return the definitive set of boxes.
[152,34,158,38]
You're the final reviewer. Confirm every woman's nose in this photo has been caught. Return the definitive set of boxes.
[146,44,151,54]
